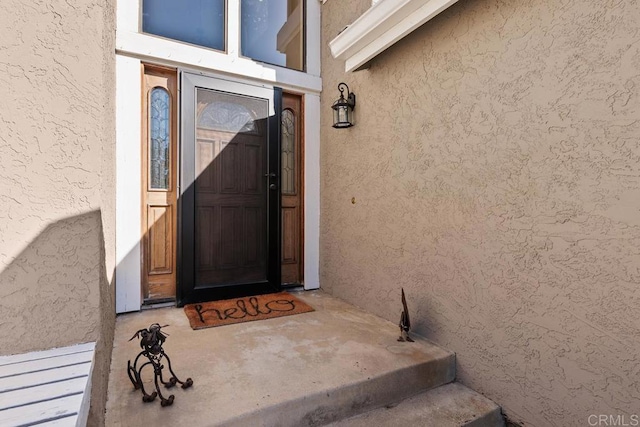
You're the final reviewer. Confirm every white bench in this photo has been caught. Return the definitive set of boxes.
[0,342,96,427]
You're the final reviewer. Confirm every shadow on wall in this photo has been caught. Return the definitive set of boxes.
[0,209,115,426]
[0,210,113,354]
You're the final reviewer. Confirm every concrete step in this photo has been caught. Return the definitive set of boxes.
[329,382,504,427]
[107,291,456,426]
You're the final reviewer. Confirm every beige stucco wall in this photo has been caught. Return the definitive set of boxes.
[0,0,116,424]
[321,0,640,425]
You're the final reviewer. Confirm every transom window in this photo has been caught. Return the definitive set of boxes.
[142,0,225,51]
[141,0,305,72]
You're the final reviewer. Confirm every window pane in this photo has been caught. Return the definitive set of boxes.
[142,0,225,51]
[241,0,304,71]
[199,101,257,134]
[281,109,295,195]
[150,87,170,190]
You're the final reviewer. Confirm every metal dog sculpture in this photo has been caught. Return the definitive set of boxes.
[127,323,193,406]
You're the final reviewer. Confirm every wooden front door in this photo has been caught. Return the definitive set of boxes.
[281,93,304,285]
[141,64,178,303]
[179,73,281,305]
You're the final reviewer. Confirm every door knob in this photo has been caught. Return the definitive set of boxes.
[269,183,277,190]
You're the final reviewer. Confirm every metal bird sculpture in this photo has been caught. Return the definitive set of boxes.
[398,288,414,342]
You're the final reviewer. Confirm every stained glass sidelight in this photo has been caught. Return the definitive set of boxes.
[281,109,295,195]
[150,87,170,190]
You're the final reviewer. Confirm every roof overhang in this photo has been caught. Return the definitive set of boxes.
[329,0,460,72]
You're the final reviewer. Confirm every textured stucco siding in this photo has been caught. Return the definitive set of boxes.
[0,0,116,424]
[321,1,640,426]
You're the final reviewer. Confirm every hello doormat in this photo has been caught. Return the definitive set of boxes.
[183,292,314,330]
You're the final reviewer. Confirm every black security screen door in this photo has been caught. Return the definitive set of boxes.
[179,72,281,305]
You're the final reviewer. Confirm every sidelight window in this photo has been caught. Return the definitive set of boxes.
[281,109,296,194]
[149,87,171,190]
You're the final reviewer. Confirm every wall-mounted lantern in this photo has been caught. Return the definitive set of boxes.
[332,83,356,128]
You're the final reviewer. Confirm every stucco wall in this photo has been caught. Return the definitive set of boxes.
[321,1,640,425]
[0,0,116,424]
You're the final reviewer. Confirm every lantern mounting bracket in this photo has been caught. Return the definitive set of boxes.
[338,83,356,109]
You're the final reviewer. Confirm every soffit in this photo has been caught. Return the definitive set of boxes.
[328,0,459,72]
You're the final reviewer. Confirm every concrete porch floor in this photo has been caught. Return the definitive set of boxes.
[105,290,456,426]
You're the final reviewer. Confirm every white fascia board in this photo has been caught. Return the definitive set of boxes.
[329,0,459,72]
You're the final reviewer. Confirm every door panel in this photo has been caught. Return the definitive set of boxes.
[148,205,172,274]
[194,91,267,285]
[179,73,281,305]
[282,207,298,263]
[141,64,178,303]
[281,93,304,285]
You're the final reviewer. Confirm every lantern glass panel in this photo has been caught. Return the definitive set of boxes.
[338,105,348,124]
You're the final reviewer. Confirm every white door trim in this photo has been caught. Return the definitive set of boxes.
[115,55,143,313]
[303,93,320,291]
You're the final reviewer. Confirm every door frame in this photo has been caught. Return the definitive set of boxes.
[177,71,282,305]
[115,57,321,314]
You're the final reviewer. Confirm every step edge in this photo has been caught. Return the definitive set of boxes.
[221,352,456,427]
[464,405,505,427]
[326,382,505,427]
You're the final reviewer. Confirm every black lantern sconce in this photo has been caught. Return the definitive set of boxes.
[332,83,356,128]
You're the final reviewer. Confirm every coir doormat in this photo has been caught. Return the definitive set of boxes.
[183,292,314,330]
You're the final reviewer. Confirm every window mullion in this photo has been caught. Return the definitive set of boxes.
[226,0,241,59]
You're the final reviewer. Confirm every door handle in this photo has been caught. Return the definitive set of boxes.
[265,173,277,190]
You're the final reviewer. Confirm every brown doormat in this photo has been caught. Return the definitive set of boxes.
[183,292,314,330]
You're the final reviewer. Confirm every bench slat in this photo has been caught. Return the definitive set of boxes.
[0,377,87,411]
[0,343,95,367]
[0,362,91,393]
[0,352,94,379]
[35,415,78,426]
[0,394,83,427]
